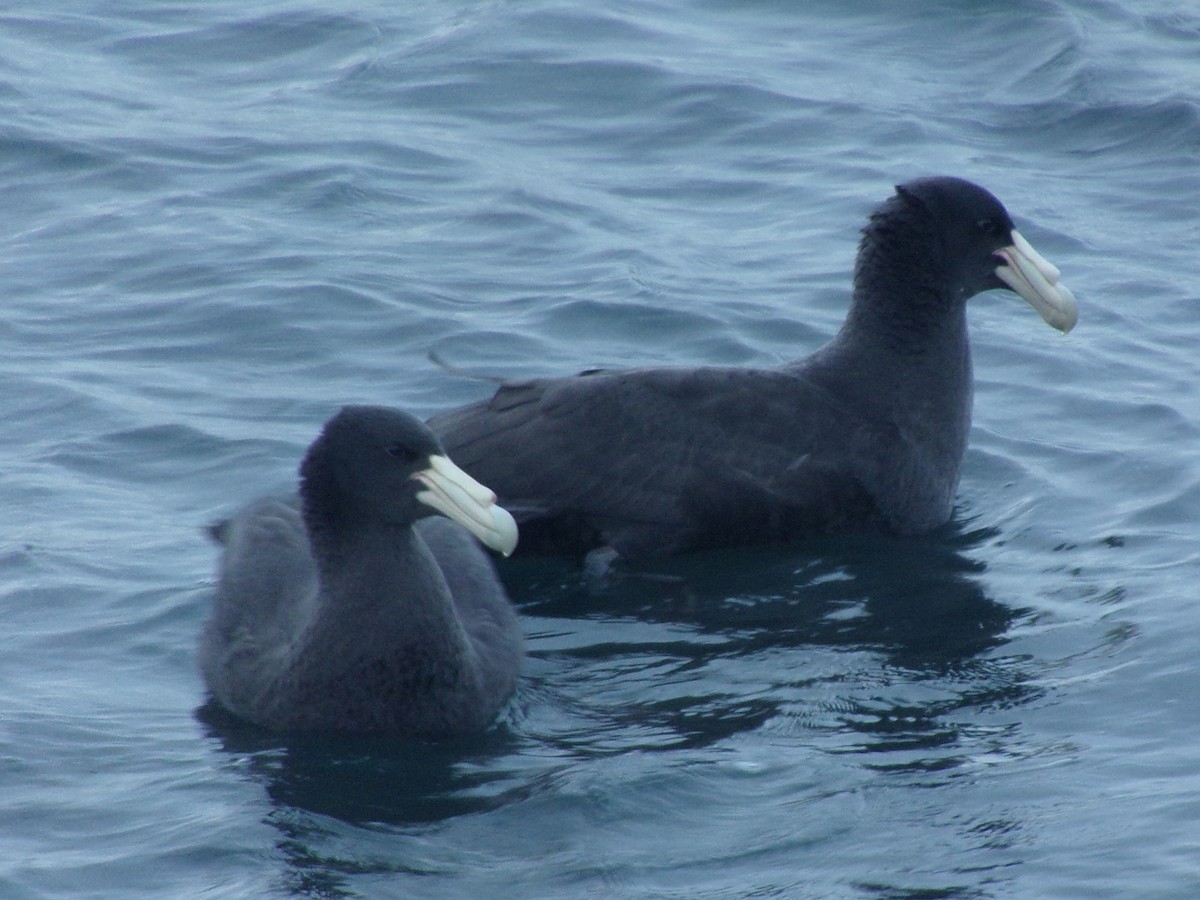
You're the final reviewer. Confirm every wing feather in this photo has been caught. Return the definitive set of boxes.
[428,366,888,557]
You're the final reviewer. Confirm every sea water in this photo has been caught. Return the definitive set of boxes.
[2,1,1199,897]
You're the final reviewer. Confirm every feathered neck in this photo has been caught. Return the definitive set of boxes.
[838,195,965,354]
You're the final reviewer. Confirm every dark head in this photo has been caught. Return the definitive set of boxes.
[299,406,517,555]
[851,176,1077,339]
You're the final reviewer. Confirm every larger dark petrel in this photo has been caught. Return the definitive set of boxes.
[428,177,1077,562]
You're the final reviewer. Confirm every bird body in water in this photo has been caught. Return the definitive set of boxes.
[201,406,521,735]
[428,177,1077,562]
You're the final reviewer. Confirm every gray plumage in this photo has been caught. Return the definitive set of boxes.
[428,177,1077,561]
[201,406,522,735]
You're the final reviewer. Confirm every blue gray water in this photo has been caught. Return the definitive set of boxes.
[3,1,1198,897]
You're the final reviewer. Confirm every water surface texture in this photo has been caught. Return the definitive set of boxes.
[3,1,1199,897]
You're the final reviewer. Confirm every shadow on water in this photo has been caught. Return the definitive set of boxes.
[509,520,1020,664]
[498,520,1037,765]
[198,702,531,825]
[197,703,539,896]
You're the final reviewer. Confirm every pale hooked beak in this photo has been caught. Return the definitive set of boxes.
[413,455,519,556]
[993,230,1078,333]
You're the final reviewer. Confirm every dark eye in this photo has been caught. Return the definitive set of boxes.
[977,218,1006,238]
[385,443,420,464]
